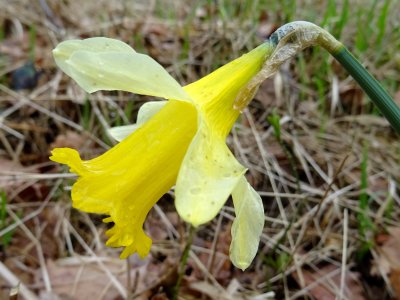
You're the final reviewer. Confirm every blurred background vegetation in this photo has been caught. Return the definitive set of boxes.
[1,0,400,299]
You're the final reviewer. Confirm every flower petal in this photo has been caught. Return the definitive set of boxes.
[53,37,136,78]
[229,176,264,270]
[53,38,191,101]
[108,124,139,142]
[108,101,167,142]
[135,101,168,124]
[175,122,246,226]
[183,43,272,137]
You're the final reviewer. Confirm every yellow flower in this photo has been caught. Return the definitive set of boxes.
[50,37,272,269]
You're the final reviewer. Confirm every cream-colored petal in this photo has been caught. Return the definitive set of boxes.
[64,51,190,101]
[53,37,136,78]
[175,122,246,226]
[108,124,139,142]
[230,176,264,270]
[53,37,191,101]
[108,101,167,142]
[136,101,168,124]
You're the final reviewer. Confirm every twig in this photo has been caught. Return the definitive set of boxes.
[127,258,132,297]
[312,154,350,219]
[206,212,223,277]
[339,208,349,300]
[0,261,39,300]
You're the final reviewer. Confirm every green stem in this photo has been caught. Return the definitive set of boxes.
[331,47,400,133]
[172,225,195,300]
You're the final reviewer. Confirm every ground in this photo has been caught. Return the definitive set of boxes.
[1,0,400,299]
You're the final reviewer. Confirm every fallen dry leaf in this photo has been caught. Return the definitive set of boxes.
[35,253,183,300]
[292,264,365,300]
[373,227,400,274]
[39,257,128,299]
[0,158,41,195]
[190,224,232,284]
[35,256,148,300]
[189,281,233,300]
[50,130,89,150]
[390,269,400,300]
[257,21,276,39]
[373,227,400,298]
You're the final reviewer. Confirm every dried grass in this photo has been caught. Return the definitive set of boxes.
[1,0,400,299]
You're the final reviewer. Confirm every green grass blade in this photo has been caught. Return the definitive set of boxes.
[377,0,391,46]
[334,0,349,38]
[321,0,336,28]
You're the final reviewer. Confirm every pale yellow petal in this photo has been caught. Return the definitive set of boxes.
[175,122,246,226]
[53,37,191,101]
[65,51,190,100]
[108,101,167,142]
[108,124,139,142]
[53,37,136,78]
[230,176,264,270]
[136,101,167,124]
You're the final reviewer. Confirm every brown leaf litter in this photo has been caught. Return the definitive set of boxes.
[292,264,365,300]
[373,227,400,299]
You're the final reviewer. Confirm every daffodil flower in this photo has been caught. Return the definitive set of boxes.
[50,37,273,270]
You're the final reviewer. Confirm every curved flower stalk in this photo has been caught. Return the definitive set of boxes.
[51,37,274,269]
[266,21,400,133]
